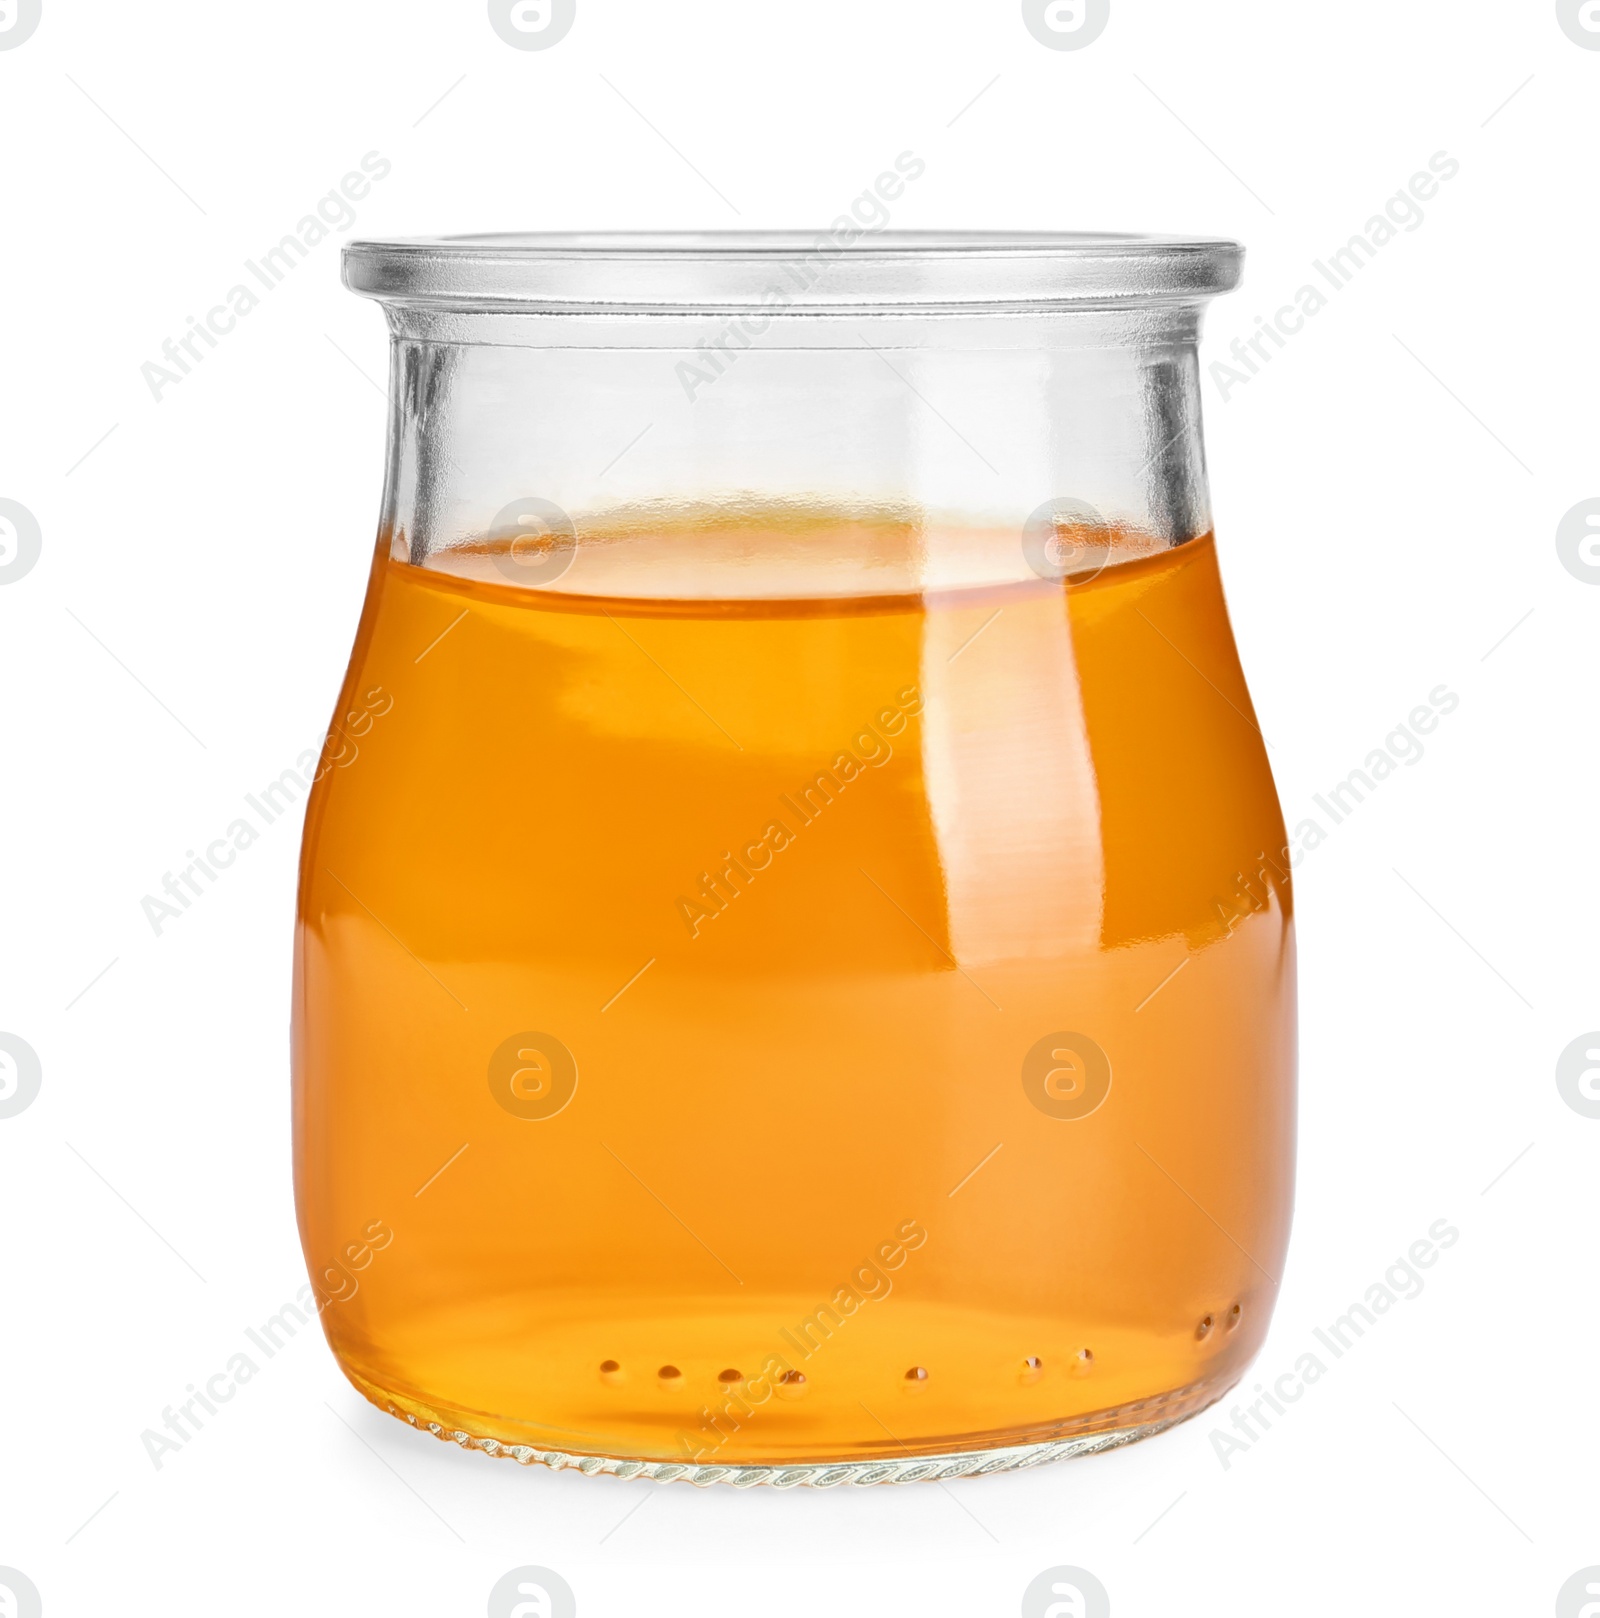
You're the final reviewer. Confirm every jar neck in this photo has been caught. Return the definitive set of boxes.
[374,305,1217,597]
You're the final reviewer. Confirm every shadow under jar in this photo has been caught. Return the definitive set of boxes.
[293,232,1296,1485]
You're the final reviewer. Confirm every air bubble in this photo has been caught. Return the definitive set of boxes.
[657,1364,683,1385]
[1196,1313,1215,1341]
[777,1369,807,1399]
[717,1367,742,1385]
[599,1359,624,1384]
[904,1365,929,1384]
[1227,1302,1242,1331]
[1073,1348,1094,1375]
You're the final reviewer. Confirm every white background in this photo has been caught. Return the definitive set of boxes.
[2,2,1596,1614]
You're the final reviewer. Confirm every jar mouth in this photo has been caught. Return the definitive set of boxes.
[343,230,1243,314]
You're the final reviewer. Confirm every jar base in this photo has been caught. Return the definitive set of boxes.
[341,1364,1237,1488]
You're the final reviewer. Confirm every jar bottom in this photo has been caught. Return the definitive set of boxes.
[338,1362,1238,1488]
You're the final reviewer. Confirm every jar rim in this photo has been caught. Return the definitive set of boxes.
[342,230,1243,313]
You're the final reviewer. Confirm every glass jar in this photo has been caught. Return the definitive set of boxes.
[294,232,1295,1486]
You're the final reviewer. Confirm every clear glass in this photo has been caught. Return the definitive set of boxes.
[293,232,1295,1485]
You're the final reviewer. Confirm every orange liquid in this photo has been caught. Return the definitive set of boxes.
[294,523,1294,1468]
